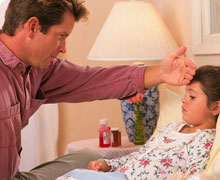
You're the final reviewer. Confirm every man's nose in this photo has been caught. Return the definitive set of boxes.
[59,41,66,53]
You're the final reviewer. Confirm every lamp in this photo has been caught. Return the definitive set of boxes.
[87,0,178,143]
[87,0,178,61]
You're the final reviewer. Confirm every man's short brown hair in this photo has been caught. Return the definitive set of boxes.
[2,0,89,36]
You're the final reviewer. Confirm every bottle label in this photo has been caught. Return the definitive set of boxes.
[103,131,110,144]
[111,132,114,143]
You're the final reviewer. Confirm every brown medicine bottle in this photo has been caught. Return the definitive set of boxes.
[111,128,121,147]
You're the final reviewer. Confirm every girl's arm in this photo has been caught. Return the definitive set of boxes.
[185,130,215,177]
[104,122,178,171]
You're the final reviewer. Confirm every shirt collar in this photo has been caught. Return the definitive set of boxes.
[0,30,26,70]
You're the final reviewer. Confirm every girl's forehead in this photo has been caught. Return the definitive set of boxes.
[186,81,203,93]
[186,81,200,88]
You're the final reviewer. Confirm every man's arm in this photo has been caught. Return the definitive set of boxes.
[144,46,196,88]
[41,47,195,103]
[41,60,146,103]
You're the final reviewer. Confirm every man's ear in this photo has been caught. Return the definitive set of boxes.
[211,101,220,116]
[24,17,41,38]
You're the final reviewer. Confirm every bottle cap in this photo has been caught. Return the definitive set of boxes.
[100,118,108,125]
[111,128,119,131]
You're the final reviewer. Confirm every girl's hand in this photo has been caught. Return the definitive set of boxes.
[88,160,111,172]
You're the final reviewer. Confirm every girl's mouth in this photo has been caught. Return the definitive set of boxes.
[182,107,187,113]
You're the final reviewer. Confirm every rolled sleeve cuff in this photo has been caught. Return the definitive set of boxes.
[134,65,147,94]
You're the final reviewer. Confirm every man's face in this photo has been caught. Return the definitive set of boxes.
[26,12,75,69]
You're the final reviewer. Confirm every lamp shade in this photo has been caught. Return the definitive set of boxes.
[88,0,178,61]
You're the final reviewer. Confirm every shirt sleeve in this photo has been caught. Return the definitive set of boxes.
[40,59,147,103]
[185,130,216,177]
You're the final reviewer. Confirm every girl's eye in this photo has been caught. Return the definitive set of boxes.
[190,96,195,99]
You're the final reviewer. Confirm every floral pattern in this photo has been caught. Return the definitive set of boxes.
[105,122,216,180]
[120,86,159,142]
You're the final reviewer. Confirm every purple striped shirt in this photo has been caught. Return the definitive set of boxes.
[0,39,146,179]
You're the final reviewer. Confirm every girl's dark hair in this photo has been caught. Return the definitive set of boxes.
[191,65,220,104]
[2,0,89,36]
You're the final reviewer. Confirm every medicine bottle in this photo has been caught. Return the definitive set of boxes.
[111,128,121,147]
[99,119,111,147]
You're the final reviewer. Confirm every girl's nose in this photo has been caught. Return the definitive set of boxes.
[182,96,186,104]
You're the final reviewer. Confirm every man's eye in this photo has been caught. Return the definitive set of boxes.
[190,96,195,99]
[59,34,66,39]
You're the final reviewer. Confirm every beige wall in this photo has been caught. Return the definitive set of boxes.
[57,0,220,156]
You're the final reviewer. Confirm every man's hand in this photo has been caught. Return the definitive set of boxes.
[88,160,111,172]
[160,46,197,85]
[144,46,197,88]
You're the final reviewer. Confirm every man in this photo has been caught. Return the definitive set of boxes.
[0,0,196,179]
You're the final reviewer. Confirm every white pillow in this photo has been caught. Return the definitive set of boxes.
[206,115,220,179]
[211,151,220,180]
[153,89,183,135]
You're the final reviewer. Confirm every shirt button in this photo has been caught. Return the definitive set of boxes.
[26,101,30,106]
[17,63,23,68]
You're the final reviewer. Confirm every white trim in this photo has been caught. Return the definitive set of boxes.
[192,0,220,55]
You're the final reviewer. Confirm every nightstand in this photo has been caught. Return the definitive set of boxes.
[65,136,142,159]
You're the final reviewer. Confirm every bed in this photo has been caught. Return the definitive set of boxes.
[59,88,220,180]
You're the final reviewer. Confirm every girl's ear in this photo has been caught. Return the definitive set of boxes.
[211,101,220,116]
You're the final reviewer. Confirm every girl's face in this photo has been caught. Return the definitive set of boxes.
[182,81,216,129]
